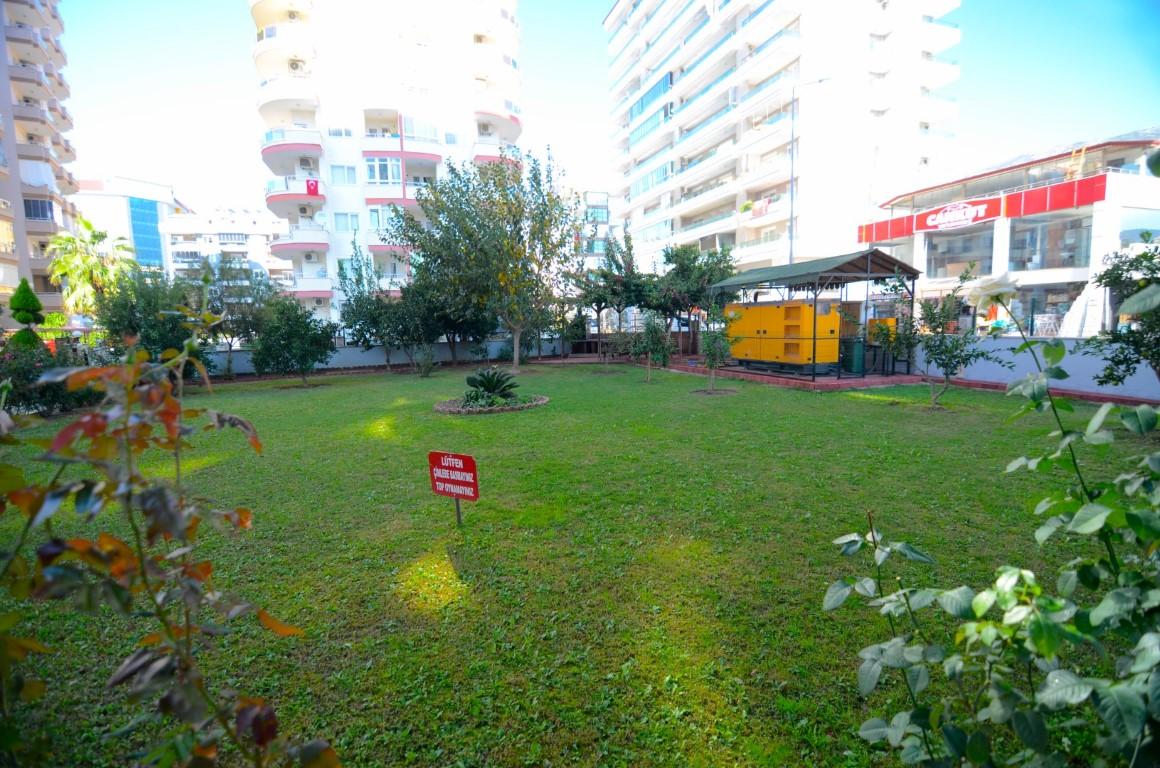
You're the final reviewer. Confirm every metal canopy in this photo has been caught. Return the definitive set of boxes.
[710,248,921,291]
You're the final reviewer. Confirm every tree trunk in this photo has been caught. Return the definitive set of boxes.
[383,344,392,368]
[448,334,458,365]
[709,367,716,392]
[225,346,234,378]
[301,372,309,387]
[931,375,951,408]
[510,327,522,375]
[645,357,651,383]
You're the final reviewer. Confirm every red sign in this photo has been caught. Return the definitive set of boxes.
[915,197,1002,232]
[427,451,479,501]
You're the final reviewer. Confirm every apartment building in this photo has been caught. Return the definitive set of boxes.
[74,176,190,273]
[251,0,522,319]
[604,0,961,272]
[578,190,615,272]
[161,208,290,285]
[858,129,1160,337]
[0,0,75,314]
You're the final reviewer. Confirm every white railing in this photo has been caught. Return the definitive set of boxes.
[262,128,321,148]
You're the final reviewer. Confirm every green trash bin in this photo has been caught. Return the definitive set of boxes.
[840,337,865,374]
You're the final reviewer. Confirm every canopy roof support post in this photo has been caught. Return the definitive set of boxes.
[811,279,819,382]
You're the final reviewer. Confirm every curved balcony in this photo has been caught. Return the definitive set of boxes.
[264,175,325,218]
[250,0,313,27]
[57,168,78,194]
[43,63,68,99]
[12,102,48,126]
[48,100,72,130]
[253,23,314,74]
[15,142,52,163]
[270,223,329,259]
[474,99,522,144]
[261,127,322,175]
[10,63,48,100]
[257,75,318,122]
[5,0,49,27]
[6,23,48,64]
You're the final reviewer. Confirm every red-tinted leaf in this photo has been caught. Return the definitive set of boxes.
[258,609,304,637]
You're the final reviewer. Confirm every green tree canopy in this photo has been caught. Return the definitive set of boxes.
[47,216,135,317]
[7,278,44,348]
[250,298,337,384]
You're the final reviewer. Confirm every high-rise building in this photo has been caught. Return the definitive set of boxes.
[250,0,523,319]
[0,0,76,313]
[578,191,615,272]
[161,208,291,284]
[74,177,191,273]
[604,0,961,272]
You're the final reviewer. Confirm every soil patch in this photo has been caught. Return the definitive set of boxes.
[434,395,550,415]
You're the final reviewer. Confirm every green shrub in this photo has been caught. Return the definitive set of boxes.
[7,279,44,349]
[0,341,101,415]
[416,343,437,378]
[465,366,518,400]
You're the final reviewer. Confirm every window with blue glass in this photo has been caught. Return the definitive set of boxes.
[128,197,163,268]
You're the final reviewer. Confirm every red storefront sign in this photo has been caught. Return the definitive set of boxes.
[428,451,479,501]
[914,197,1003,232]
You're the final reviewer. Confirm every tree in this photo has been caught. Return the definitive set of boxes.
[7,278,44,348]
[96,270,208,374]
[47,216,135,317]
[645,244,736,354]
[602,233,645,333]
[700,307,736,392]
[918,271,1010,407]
[632,311,675,383]
[337,241,392,363]
[251,298,337,384]
[204,256,277,377]
[385,151,579,374]
[383,280,444,371]
[1081,237,1159,385]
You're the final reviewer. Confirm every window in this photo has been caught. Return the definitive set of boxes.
[586,207,610,223]
[368,206,391,229]
[926,228,993,278]
[330,165,357,184]
[1010,213,1092,271]
[218,233,246,244]
[444,132,458,145]
[33,275,57,294]
[129,197,164,268]
[333,212,359,232]
[327,128,352,137]
[23,198,53,221]
[366,157,401,184]
[402,116,438,142]
[1009,282,1087,333]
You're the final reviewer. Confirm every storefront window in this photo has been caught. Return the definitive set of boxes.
[926,228,993,279]
[1008,282,1086,336]
[1009,212,1092,271]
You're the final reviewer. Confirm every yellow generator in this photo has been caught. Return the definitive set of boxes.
[725,300,861,370]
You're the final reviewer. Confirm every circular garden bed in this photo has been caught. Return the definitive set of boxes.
[434,395,550,415]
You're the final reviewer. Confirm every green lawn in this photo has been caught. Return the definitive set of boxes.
[3,365,1146,766]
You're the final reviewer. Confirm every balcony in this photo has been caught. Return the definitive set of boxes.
[257,75,318,121]
[472,136,517,163]
[24,216,58,235]
[0,199,12,220]
[51,135,74,162]
[733,233,788,269]
[377,275,407,295]
[253,23,314,73]
[676,209,737,238]
[920,18,961,54]
[250,0,313,26]
[286,273,332,296]
[6,23,48,63]
[11,102,48,126]
[261,127,322,175]
[474,97,522,143]
[57,168,78,194]
[918,57,959,89]
[264,175,325,218]
[43,63,68,99]
[47,99,71,129]
[741,195,789,227]
[9,62,49,98]
[270,223,328,258]
[15,142,52,163]
[5,0,50,28]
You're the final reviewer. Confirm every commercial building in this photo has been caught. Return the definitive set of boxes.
[250,0,523,319]
[604,0,961,272]
[857,129,1160,337]
[73,176,190,273]
[0,0,76,313]
[161,208,290,284]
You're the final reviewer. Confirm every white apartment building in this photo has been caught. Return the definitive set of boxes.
[251,0,523,320]
[0,0,76,316]
[161,208,290,284]
[604,0,961,273]
[74,176,189,273]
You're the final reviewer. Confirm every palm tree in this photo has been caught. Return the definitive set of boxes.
[47,216,135,317]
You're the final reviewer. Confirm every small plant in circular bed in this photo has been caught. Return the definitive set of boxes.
[461,366,519,408]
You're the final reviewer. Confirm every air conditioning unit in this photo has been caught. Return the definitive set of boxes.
[304,252,316,262]
[289,60,304,72]
[298,206,309,215]
[288,11,299,20]
[479,123,494,136]
[299,158,313,169]
[314,298,324,306]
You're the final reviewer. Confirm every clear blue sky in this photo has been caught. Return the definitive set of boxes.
[59,0,1160,211]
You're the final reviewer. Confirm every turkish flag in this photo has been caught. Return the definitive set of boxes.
[305,178,319,196]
